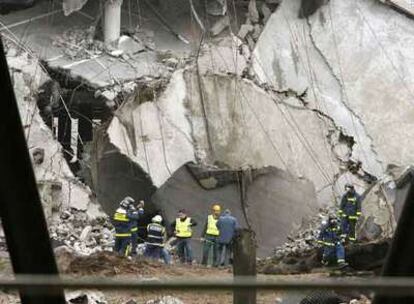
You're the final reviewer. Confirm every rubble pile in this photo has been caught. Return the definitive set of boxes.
[53,26,105,60]
[145,296,184,304]
[270,207,334,259]
[50,208,113,256]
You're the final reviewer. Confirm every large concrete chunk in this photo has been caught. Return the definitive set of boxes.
[106,69,345,204]
[252,0,414,182]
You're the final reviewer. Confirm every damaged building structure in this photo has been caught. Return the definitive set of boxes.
[1,0,414,264]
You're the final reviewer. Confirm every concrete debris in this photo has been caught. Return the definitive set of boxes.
[270,207,334,260]
[109,49,124,58]
[49,208,113,256]
[261,3,272,24]
[252,24,263,40]
[0,292,19,304]
[163,57,179,69]
[197,36,249,75]
[238,24,254,39]
[66,290,107,304]
[248,0,260,23]
[6,45,96,223]
[210,15,230,37]
[62,0,88,16]
[118,35,145,55]
[206,0,227,16]
[145,296,184,304]
[53,27,105,60]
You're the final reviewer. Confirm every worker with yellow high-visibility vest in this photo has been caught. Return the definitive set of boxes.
[201,204,221,267]
[171,209,197,264]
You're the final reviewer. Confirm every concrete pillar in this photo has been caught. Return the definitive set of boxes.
[104,0,123,45]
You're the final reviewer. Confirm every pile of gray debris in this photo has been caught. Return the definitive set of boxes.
[50,208,114,256]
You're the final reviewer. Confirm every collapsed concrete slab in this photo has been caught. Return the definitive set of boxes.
[95,67,347,255]
[252,0,414,191]
[4,42,107,233]
[105,68,349,206]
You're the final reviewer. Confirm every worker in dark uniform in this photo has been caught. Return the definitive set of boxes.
[144,215,171,264]
[130,200,145,256]
[201,204,221,267]
[112,196,136,256]
[317,214,346,266]
[171,209,197,264]
[339,183,362,242]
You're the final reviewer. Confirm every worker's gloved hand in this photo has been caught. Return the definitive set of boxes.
[138,208,144,215]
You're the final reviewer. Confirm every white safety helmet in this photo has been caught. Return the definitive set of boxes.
[152,215,163,223]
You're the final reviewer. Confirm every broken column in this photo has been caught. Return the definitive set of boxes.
[104,0,123,45]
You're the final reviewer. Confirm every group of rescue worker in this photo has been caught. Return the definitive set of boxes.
[112,182,360,267]
[317,183,361,267]
[112,197,240,266]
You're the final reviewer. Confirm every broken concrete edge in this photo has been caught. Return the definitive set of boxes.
[4,41,111,257]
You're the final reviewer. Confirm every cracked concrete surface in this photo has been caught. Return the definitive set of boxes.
[252,0,414,200]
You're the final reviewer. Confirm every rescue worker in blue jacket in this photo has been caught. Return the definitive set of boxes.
[338,183,362,242]
[144,215,171,264]
[317,215,346,266]
[130,200,145,256]
[112,196,137,256]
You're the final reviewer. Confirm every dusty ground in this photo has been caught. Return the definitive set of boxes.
[61,252,282,303]
[0,252,371,303]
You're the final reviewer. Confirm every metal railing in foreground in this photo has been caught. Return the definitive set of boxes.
[1,275,414,296]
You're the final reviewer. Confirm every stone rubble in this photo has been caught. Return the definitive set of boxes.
[52,26,105,60]
[145,296,184,304]
[49,208,114,256]
[237,0,280,48]
[270,207,334,259]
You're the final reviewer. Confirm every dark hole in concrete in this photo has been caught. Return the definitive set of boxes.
[36,70,113,181]
[298,0,327,18]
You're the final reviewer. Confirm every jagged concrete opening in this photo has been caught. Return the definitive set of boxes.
[90,129,157,216]
[36,72,113,182]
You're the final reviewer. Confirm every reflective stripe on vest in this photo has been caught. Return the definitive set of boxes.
[115,233,131,237]
[147,223,165,245]
[206,215,219,236]
[113,212,129,222]
[131,227,138,232]
[175,217,192,237]
[347,197,357,204]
